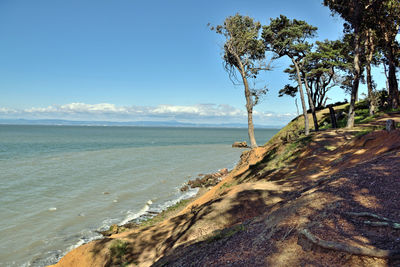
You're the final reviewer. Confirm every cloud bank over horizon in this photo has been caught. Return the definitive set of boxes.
[0,103,295,126]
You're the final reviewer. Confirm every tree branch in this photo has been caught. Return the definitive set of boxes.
[299,228,400,259]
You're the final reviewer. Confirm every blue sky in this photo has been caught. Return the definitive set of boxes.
[0,0,387,126]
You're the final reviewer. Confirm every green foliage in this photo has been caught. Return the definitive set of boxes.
[263,134,312,171]
[278,84,298,98]
[322,0,378,30]
[262,15,318,135]
[353,127,378,138]
[262,15,317,60]
[276,138,305,167]
[219,182,234,190]
[109,239,127,259]
[206,224,246,243]
[211,13,271,147]
[281,39,351,108]
[210,14,267,80]
[139,199,192,228]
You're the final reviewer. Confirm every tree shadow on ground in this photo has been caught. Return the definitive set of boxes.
[151,130,400,267]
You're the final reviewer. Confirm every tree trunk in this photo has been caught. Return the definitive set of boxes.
[347,27,362,129]
[383,61,390,92]
[241,73,258,148]
[329,106,337,129]
[246,106,257,148]
[304,73,319,131]
[384,26,399,109]
[366,62,375,115]
[388,48,399,109]
[292,58,310,135]
[233,53,258,148]
[365,29,376,116]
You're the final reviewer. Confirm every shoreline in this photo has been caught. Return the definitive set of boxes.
[40,168,232,267]
[0,126,277,267]
[98,168,231,237]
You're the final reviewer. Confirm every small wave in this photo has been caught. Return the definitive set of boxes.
[48,207,57,211]
[157,187,198,212]
[119,200,152,225]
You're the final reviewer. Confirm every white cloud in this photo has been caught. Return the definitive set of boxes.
[0,103,295,125]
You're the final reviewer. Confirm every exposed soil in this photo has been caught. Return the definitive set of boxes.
[50,112,400,267]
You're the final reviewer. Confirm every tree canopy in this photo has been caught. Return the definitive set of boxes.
[211,14,270,148]
[262,15,318,134]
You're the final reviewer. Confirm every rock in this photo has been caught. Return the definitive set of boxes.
[386,119,396,132]
[232,141,248,148]
[100,224,119,236]
[187,178,201,188]
[185,168,230,190]
[219,168,229,175]
[180,185,189,192]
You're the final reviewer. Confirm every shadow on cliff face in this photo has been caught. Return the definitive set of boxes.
[77,129,400,267]
[151,131,400,267]
[102,185,286,266]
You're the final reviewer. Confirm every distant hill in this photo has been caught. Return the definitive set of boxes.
[0,119,282,129]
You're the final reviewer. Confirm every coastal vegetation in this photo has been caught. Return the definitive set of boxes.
[211,0,399,142]
[53,99,400,267]
[51,1,400,266]
[210,14,271,148]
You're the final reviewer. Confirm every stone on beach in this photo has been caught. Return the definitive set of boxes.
[232,141,248,148]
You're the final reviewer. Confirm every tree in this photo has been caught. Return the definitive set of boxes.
[210,14,270,148]
[323,0,374,128]
[262,15,318,135]
[376,0,400,109]
[280,40,346,110]
[363,28,378,115]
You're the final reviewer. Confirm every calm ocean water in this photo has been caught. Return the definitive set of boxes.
[0,125,279,266]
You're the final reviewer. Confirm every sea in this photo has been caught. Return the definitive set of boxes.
[0,125,279,266]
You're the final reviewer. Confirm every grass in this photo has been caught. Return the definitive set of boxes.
[274,135,312,168]
[353,125,386,138]
[219,182,234,190]
[206,224,246,243]
[109,239,128,259]
[109,239,138,266]
[139,198,192,228]
[324,145,337,151]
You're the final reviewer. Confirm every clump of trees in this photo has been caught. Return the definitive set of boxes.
[323,0,400,127]
[212,1,399,143]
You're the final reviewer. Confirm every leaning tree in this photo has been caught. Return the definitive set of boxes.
[210,14,270,148]
[262,15,318,135]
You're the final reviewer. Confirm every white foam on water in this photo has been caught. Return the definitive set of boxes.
[48,207,57,211]
[25,186,198,266]
[154,187,199,214]
[119,201,152,225]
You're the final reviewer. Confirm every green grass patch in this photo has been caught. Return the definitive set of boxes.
[271,134,312,169]
[139,198,192,228]
[109,239,127,259]
[324,145,337,151]
[206,224,246,243]
[219,182,234,190]
[352,126,383,138]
